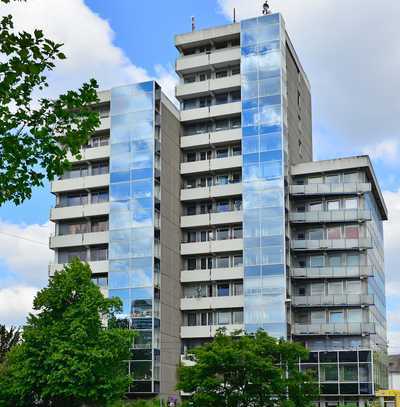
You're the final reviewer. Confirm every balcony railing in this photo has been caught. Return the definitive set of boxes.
[292,294,374,307]
[291,238,373,251]
[291,266,373,279]
[292,323,375,336]
[290,183,371,196]
[289,209,371,224]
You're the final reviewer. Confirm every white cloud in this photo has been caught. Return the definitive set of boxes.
[0,220,51,287]
[0,286,37,327]
[1,0,178,101]
[217,0,400,157]
[362,140,399,164]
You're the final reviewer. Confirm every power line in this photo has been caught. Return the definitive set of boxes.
[0,231,48,247]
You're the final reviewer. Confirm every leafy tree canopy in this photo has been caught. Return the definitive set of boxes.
[0,260,134,407]
[0,0,100,205]
[0,325,20,363]
[177,329,318,407]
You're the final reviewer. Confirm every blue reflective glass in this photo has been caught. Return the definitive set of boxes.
[109,271,130,289]
[260,132,282,151]
[259,77,281,97]
[109,289,130,314]
[258,104,281,126]
[110,182,130,202]
[111,85,153,116]
[258,23,280,42]
[243,97,259,110]
[110,229,131,241]
[243,135,259,153]
[131,180,152,198]
[109,210,131,230]
[260,150,282,162]
[111,171,130,183]
[242,80,258,100]
[131,168,153,180]
[109,240,130,260]
[242,126,259,138]
[262,264,284,276]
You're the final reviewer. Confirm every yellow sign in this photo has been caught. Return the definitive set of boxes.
[376,389,400,407]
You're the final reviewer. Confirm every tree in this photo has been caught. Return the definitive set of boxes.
[0,260,135,407]
[0,0,100,205]
[177,329,318,407]
[0,325,20,363]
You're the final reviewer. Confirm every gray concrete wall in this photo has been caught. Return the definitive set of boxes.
[285,39,313,166]
[159,101,182,399]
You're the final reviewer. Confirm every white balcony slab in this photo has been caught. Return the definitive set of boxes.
[51,174,109,193]
[181,183,242,201]
[50,202,109,221]
[181,211,242,228]
[180,102,241,122]
[289,209,372,223]
[50,231,109,249]
[68,145,110,163]
[49,260,109,276]
[181,238,243,255]
[291,238,373,251]
[292,294,374,307]
[176,75,241,98]
[181,324,243,339]
[291,266,373,279]
[292,323,375,336]
[181,267,244,283]
[181,295,243,311]
[290,183,372,196]
[181,128,242,149]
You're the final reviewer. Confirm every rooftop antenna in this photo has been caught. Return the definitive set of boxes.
[233,8,236,23]
[191,16,196,31]
[262,1,271,15]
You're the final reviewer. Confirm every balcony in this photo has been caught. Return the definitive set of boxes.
[181,128,242,149]
[291,266,374,280]
[181,324,243,339]
[49,260,108,276]
[292,323,375,336]
[181,266,244,283]
[50,202,109,221]
[176,47,241,73]
[49,231,109,249]
[291,238,373,251]
[181,210,242,228]
[290,183,371,196]
[51,174,109,193]
[181,295,243,311]
[181,238,243,255]
[181,155,242,175]
[180,101,241,122]
[68,145,110,163]
[292,294,374,307]
[97,116,110,132]
[289,209,372,224]
[181,183,242,201]
[176,75,241,98]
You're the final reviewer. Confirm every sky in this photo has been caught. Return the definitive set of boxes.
[1,0,400,352]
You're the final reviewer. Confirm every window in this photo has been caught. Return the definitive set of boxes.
[216,148,229,158]
[327,226,341,240]
[60,193,88,207]
[215,41,228,50]
[328,282,343,295]
[187,313,197,326]
[187,258,197,270]
[327,200,340,211]
[232,145,242,156]
[309,229,324,240]
[310,255,324,268]
[183,99,197,110]
[217,311,231,325]
[295,312,308,324]
[91,245,108,261]
[347,254,360,266]
[233,282,243,296]
[311,311,325,323]
[347,309,362,323]
[343,173,359,183]
[215,93,228,105]
[186,205,196,216]
[344,198,358,209]
[216,175,229,185]
[231,173,241,183]
[216,201,230,213]
[201,312,208,326]
[330,311,345,323]
[231,66,240,75]
[230,91,241,102]
[233,310,243,324]
[231,117,241,128]
[345,225,359,239]
[200,230,210,242]
[297,286,306,296]
[216,256,229,268]
[62,165,88,179]
[217,228,229,240]
[325,174,340,184]
[215,119,229,131]
[308,176,323,184]
[217,284,230,297]
[309,202,323,212]
[59,221,88,235]
[340,365,358,381]
[186,152,196,162]
[187,231,197,243]
[311,283,324,295]
[58,247,87,263]
[233,199,242,211]
[91,135,109,147]
[91,190,108,204]
[232,227,242,239]
[216,70,228,78]
[199,72,211,81]
[320,365,338,381]
[233,255,243,267]
[329,254,342,267]
[346,281,361,294]
[184,75,196,84]
[91,218,108,232]
[92,161,109,175]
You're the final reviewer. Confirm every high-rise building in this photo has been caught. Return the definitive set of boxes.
[49,12,388,406]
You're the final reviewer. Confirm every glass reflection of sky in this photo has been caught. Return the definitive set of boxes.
[241,14,287,338]
[109,82,156,389]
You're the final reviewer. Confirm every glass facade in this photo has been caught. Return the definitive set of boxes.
[241,14,287,338]
[108,81,159,393]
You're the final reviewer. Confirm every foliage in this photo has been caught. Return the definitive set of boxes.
[0,260,135,407]
[177,329,318,407]
[0,325,20,364]
[111,399,171,407]
[0,0,100,205]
